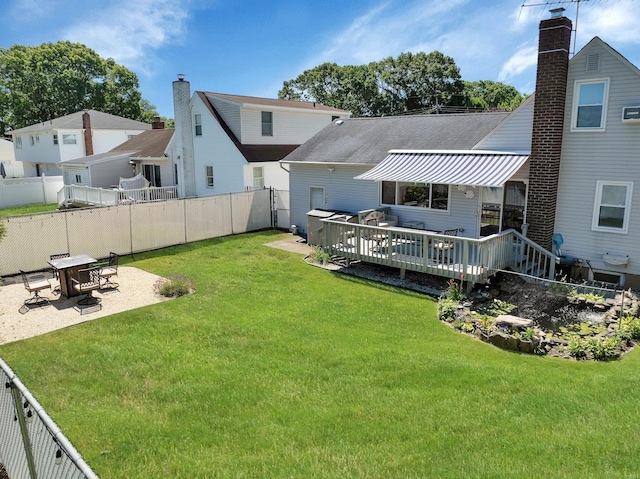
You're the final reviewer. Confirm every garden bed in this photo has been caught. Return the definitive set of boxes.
[438,273,640,360]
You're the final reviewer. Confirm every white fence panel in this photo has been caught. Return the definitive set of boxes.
[231,189,272,233]
[0,212,68,275]
[0,190,274,276]
[0,176,63,207]
[131,201,186,253]
[65,207,133,260]
[185,196,233,243]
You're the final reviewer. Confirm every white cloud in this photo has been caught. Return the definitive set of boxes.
[62,0,189,75]
[498,44,537,82]
[575,0,640,46]
[307,0,471,67]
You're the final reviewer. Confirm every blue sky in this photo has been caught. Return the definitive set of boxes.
[2,0,640,119]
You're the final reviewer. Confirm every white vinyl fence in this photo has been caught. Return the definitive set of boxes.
[0,176,63,208]
[0,358,99,479]
[0,189,273,276]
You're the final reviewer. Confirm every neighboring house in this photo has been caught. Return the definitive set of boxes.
[0,138,24,178]
[283,10,640,288]
[8,110,151,177]
[60,121,175,189]
[171,77,350,198]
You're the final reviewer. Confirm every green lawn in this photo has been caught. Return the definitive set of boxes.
[0,203,58,217]
[1,230,639,478]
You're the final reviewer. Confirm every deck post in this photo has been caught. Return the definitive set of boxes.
[400,267,405,279]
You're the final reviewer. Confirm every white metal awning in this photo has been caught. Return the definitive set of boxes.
[354,150,529,187]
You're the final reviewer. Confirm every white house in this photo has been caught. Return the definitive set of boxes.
[8,110,151,177]
[171,76,350,198]
[59,125,175,189]
[0,138,24,178]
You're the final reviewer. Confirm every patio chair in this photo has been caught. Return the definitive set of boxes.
[71,266,102,306]
[49,253,70,294]
[432,229,460,263]
[20,270,51,308]
[99,252,119,290]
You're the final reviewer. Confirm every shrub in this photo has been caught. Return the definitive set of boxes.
[520,327,537,342]
[567,335,588,358]
[437,298,459,322]
[589,336,621,361]
[619,316,640,340]
[309,246,331,266]
[157,274,194,298]
[441,279,465,301]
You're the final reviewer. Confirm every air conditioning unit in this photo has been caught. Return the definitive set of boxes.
[622,106,640,122]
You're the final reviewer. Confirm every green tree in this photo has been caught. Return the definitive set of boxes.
[279,51,464,117]
[461,80,526,110]
[0,42,147,135]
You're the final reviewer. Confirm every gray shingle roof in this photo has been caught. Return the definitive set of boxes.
[281,112,511,165]
[9,110,152,134]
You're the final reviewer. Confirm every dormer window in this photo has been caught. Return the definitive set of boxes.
[261,111,273,136]
[571,79,609,131]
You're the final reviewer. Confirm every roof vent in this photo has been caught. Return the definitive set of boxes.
[335,120,344,126]
[586,53,600,72]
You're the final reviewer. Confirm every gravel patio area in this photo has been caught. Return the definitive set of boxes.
[0,266,170,344]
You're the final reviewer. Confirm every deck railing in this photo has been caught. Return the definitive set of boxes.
[58,185,178,207]
[320,219,558,285]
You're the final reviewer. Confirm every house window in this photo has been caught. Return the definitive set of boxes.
[15,137,22,149]
[62,134,77,144]
[253,166,264,188]
[381,181,449,210]
[35,135,39,143]
[261,111,273,136]
[592,181,633,233]
[30,136,35,146]
[75,174,82,183]
[206,165,214,188]
[572,79,608,130]
[195,114,202,136]
[53,134,58,145]
[143,164,162,187]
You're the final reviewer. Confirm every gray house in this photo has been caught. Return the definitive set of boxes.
[282,112,517,238]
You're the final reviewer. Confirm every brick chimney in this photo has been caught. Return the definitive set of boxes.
[82,110,94,156]
[526,10,572,250]
[172,74,196,197]
[152,116,165,129]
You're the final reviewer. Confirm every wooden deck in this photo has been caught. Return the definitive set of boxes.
[320,219,558,285]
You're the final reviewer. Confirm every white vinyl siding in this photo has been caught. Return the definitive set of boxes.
[592,181,632,233]
[239,108,340,144]
[554,40,640,279]
[571,78,609,131]
[474,97,534,152]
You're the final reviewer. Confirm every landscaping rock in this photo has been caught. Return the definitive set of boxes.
[494,314,533,329]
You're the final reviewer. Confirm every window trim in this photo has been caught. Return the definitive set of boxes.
[380,181,451,212]
[195,113,202,136]
[62,133,77,145]
[252,166,264,189]
[205,165,214,188]
[261,111,273,136]
[591,180,633,234]
[571,78,609,132]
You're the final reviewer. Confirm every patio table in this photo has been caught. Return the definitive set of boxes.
[48,254,97,298]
